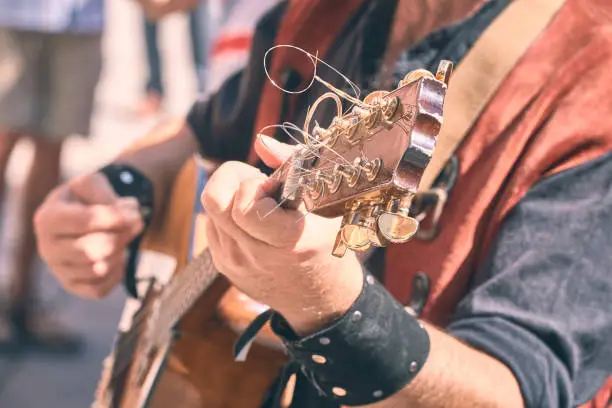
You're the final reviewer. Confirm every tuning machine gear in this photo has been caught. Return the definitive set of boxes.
[332,206,376,257]
[334,163,360,187]
[332,195,420,258]
[354,157,381,181]
[376,196,420,243]
[331,202,387,257]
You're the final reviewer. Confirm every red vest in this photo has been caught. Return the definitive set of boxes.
[252,1,612,406]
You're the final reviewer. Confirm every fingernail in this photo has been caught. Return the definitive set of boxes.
[257,134,279,153]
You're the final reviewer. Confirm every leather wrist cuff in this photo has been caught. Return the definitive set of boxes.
[270,272,431,406]
[98,163,155,298]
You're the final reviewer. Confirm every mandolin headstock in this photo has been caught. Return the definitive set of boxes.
[274,60,453,257]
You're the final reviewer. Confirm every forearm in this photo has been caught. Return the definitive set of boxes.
[113,118,199,221]
[366,322,524,408]
[282,268,524,408]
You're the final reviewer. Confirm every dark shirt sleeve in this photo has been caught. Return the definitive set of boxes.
[186,1,286,162]
[446,152,612,408]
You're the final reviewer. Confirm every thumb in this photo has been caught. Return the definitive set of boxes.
[254,134,297,169]
[70,172,120,205]
[69,172,144,234]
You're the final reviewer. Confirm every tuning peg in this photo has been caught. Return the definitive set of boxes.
[338,209,375,252]
[306,177,324,200]
[312,123,339,147]
[363,91,400,127]
[377,212,419,243]
[435,60,454,85]
[332,210,372,258]
[381,96,400,123]
[398,69,435,88]
[352,105,379,130]
[332,231,349,258]
[334,163,360,187]
[376,196,420,243]
[340,224,371,250]
[332,115,360,142]
[363,90,388,105]
[317,170,342,194]
[354,157,381,181]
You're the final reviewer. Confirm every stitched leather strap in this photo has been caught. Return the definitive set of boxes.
[418,0,566,190]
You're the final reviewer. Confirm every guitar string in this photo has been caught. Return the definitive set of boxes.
[102,140,349,381]
[103,149,342,372]
[107,40,384,348]
[104,249,219,384]
[100,101,392,385]
[99,47,414,390]
[107,108,380,344]
[143,82,406,316]
[101,102,393,384]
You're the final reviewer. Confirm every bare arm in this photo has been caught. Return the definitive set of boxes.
[287,274,524,408]
[112,118,200,221]
[367,321,524,408]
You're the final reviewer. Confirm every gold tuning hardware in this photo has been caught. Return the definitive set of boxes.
[354,157,381,181]
[398,69,435,88]
[332,203,396,257]
[312,123,334,140]
[363,90,388,105]
[352,106,379,130]
[307,178,324,200]
[341,224,372,251]
[366,204,389,248]
[332,208,374,257]
[377,212,419,243]
[317,171,341,194]
[331,231,349,257]
[435,60,454,86]
[381,96,400,122]
[334,163,360,187]
[376,196,420,243]
[332,116,359,142]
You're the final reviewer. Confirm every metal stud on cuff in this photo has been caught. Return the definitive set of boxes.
[270,270,431,406]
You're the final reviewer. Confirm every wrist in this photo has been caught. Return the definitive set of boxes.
[278,254,364,337]
[98,163,155,226]
[270,271,430,406]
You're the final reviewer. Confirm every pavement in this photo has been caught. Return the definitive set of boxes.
[0,1,199,406]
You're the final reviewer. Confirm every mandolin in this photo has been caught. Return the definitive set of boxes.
[92,60,453,408]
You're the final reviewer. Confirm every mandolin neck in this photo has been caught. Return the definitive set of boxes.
[155,249,218,332]
[152,156,301,333]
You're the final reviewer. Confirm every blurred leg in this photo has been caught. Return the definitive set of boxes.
[4,31,102,354]
[0,132,21,205]
[189,8,206,93]
[139,16,163,115]
[145,17,164,96]
[0,29,36,211]
[8,136,62,331]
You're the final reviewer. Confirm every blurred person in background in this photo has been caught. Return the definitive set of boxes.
[137,7,206,115]
[136,0,234,115]
[0,0,104,354]
[34,0,612,406]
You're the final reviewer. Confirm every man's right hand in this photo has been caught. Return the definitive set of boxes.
[34,172,144,299]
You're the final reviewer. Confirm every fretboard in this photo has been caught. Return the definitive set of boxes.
[149,157,300,340]
[155,249,219,333]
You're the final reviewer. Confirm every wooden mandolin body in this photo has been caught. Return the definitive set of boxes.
[103,157,286,408]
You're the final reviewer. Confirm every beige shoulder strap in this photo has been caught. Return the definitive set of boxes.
[419,0,566,190]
